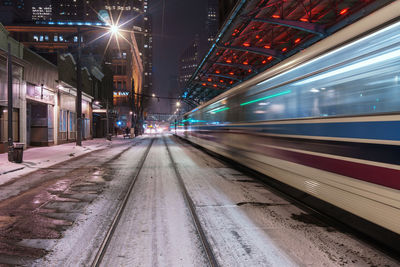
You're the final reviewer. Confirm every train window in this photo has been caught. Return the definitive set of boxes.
[238,22,400,122]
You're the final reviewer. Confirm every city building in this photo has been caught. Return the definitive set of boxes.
[178,35,200,90]
[51,0,85,21]
[31,0,52,21]
[0,24,25,153]
[206,0,219,45]
[2,0,151,136]
[0,0,32,24]
[85,0,151,133]
[0,24,100,153]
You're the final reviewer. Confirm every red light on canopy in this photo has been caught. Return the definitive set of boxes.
[294,38,301,43]
[282,47,287,52]
[202,83,206,86]
[230,81,234,84]
[229,72,234,75]
[248,69,252,73]
[272,14,280,19]
[213,84,217,87]
[243,61,249,65]
[300,18,308,22]
[220,80,224,83]
[215,70,220,74]
[262,60,267,64]
[264,45,270,49]
[340,8,349,15]
[226,59,232,63]
[207,78,212,82]
[267,56,273,60]
[243,43,251,47]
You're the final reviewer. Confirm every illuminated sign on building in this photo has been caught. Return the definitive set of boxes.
[113,91,129,96]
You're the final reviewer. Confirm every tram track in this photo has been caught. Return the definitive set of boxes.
[163,136,219,267]
[91,138,155,267]
[91,136,218,267]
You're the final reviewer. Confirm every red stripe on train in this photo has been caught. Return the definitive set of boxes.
[253,144,400,190]
[191,132,400,190]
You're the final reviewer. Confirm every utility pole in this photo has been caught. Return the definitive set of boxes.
[106,101,109,137]
[7,43,13,162]
[76,27,82,146]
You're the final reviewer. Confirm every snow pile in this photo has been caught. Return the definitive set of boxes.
[0,136,131,186]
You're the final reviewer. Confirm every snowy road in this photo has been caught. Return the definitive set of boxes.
[99,137,208,266]
[0,134,398,266]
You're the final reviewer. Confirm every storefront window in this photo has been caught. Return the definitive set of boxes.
[69,112,76,132]
[59,110,67,132]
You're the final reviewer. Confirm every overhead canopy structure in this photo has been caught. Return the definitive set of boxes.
[181,0,394,107]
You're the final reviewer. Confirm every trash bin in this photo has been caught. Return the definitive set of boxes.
[13,143,24,163]
[107,134,112,141]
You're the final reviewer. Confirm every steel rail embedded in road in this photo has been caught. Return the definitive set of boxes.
[91,138,155,267]
[163,136,219,267]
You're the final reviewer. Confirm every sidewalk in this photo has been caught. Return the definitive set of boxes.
[0,136,133,186]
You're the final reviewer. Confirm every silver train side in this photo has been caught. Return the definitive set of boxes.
[177,2,400,235]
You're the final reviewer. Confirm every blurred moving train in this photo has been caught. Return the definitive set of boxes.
[177,2,400,236]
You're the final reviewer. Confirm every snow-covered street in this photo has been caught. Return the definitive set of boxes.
[0,134,397,266]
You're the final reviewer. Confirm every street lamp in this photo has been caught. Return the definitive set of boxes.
[110,25,119,34]
[75,24,120,146]
[152,93,156,97]
[176,101,181,107]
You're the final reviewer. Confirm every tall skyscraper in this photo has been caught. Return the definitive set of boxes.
[31,0,52,20]
[206,0,219,45]
[51,0,85,21]
[178,35,200,90]
[82,0,152,130]
[0,0,31,24]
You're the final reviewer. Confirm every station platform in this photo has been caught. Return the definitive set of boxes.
[0,134,397,266]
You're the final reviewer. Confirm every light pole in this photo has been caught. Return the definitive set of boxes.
[74,24,119,146]
[7,43,13,162]
[76,27,83,146]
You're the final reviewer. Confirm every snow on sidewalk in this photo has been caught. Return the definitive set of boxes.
[0,136,132,186]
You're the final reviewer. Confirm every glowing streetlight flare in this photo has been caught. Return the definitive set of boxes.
[110,24,119,35]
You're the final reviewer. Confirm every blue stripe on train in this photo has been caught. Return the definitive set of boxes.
[195,120,400,141]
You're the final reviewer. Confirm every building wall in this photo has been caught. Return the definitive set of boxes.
[24,47,58,146]
[0,24,25,153]
[178,36,200,90]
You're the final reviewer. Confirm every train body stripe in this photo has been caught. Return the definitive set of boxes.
[252,145,400,190]
[189,131,400,190]
[193,120,400,141]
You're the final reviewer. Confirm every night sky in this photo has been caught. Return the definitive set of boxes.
[148,0,208,113]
